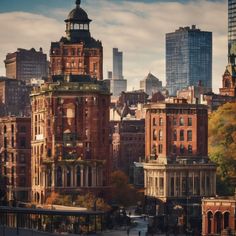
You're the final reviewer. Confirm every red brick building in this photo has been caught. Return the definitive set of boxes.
[112,119,145,174]
[50,0,103,80]
[202,196,236,235]
[145,98,208,161]
[0,117,31,202]
[31,0,110,203]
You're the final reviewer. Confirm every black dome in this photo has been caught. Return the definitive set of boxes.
[65,0,91,23]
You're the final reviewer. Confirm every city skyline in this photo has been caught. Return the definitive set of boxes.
[0,0,227,91]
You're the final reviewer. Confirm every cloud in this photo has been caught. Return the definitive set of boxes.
[0,0,228,92]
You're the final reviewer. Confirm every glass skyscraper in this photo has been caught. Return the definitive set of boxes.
[228,0,236,63]
[166,25,212,96]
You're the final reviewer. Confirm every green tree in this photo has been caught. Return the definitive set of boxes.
[209,102,236,195]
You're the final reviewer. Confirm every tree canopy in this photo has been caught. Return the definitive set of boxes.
[209,102,236,194]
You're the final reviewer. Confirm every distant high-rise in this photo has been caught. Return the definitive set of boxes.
[166,25,212,96]
[110,48,127,97]
[113,48,123,80]
[228,0,236,63]
[4,48,48,84]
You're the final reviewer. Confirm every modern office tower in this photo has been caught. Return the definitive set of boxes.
[219,0,236,97]
[228,0,236,63]
[4,48,48,84]
[31,0,111,204]
[166,25,212,96]
[143,98,216,232]
[0,117,31,202]
[50,0,103,80]
[140,73,162,97]
[113,48,123,80]
[110,48,127,97]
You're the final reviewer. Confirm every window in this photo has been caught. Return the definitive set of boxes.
[159,130,163,141]
[180,130,184,141]
[57,167,62,187]
[158,144,163,154]
[153,118,157,126]
[67,167,71,187]
[159,117,163,126]
[173,118,177,126]
[188,118,192,126]
[188,145,193,154]
[180,144,185,154]
[187,130,192,141]
[20,126,26,133]
[47,149,52,157]
[20,138,26,148]
[20,154,25,163]
[153,130,157,141]
[173,130,177,141]
[173,145,177,154]
[180,117,184,126]
[77,166,81,187]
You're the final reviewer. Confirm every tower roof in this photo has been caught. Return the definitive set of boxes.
[65,0,91,23]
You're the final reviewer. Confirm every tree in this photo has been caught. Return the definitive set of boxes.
[209,102,236,194]
[111,170,142,206]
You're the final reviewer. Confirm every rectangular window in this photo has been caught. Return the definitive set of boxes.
[158,144,163,154]
[187,130,192,141]
[180,130,184,141]
[188,118,192,126]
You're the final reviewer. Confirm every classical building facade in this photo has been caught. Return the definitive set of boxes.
[143,99,216,234]
[202,196,236,235]
[4,48,48,84]
[50,0,103,80]
[0,117,31,202]
[31,0,110,203]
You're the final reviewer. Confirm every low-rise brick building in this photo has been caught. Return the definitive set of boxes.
[0,117,31,202]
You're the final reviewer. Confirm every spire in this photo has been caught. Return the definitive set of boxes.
[76,0,81,7]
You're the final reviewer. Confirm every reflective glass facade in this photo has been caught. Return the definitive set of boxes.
[166,26,212,96]
[228,0,236,61]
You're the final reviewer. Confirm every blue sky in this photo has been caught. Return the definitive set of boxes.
[0,0,227,91]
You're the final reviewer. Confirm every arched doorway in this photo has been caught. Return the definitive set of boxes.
[207,211,213,234]
[214,211,223,234]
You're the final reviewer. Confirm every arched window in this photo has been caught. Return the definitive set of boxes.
[153,118,157,126]
[179,117,184,126]
[225,79,231,88]
[215,212,222,234]
[77,166,81,187]
[207,211,213,234]
[159,130,163,141]
[153,130,157,141]
[224,212,230,229]
[159,117,163,126]
[4,125,7,134]
[66,167,71,187]
[56,167,62,187]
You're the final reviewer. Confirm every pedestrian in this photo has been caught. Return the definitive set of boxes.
[127,228,130,235]
[139,230,141,236]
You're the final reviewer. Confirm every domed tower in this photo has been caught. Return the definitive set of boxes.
[50,0,103,80]
[65,0,92,42]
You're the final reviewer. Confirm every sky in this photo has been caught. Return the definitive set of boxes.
[0,0,228,92]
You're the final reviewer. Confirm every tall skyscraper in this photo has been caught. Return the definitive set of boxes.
[110,48,127,97]
[228,0,236,63]
[113,48,123,80]
[166,25,212,96]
